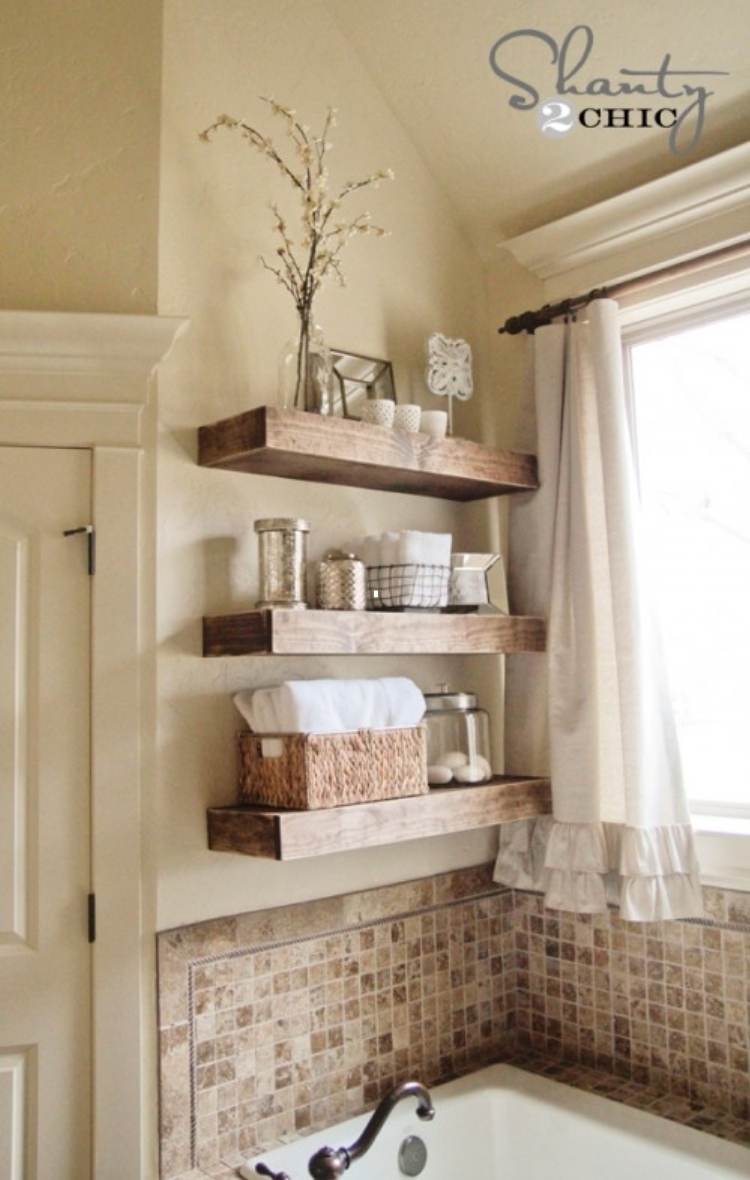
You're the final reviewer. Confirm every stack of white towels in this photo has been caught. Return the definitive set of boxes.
[234,677,426,735]
[362,531,452,568]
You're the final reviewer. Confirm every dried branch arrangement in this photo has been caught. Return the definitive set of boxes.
[200,99,394,410]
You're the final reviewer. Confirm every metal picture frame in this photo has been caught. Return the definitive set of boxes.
[330,349,397,419]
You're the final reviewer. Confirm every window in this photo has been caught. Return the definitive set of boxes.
[626,304,750,820]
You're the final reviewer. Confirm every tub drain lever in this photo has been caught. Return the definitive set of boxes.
[256,1161,291,1180]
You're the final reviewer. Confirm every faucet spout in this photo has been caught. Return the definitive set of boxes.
[346,1081,434,1162]
[308,1081,435,1180]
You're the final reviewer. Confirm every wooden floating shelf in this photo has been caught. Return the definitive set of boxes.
[207,776,552,860]
[203,608,546,657]
[198,406,538,501]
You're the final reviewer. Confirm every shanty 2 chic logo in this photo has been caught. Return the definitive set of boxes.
[489,25,728,155]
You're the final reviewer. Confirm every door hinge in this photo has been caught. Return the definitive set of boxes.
[63,525,96,575]
[87,893,96,943]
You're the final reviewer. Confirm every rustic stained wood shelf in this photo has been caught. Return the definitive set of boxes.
[207,776,551,860]
[198,410,546,859]
[198,406,538,501]
[203,608,546,657]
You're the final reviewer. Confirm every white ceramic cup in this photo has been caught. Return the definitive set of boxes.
[361,399,396,428]
[420,410,448,439]
[393,403,422,433]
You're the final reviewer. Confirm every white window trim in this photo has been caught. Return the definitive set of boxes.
[620,272,750,889]
[620,281,750,344]
[500,141,750,298]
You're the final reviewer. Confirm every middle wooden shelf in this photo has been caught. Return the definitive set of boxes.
[203,607,546,656]
[207,775,552,860]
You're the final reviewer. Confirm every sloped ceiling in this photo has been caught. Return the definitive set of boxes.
[327,0,750,258]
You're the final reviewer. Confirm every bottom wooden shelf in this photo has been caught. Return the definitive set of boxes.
[207,776,551,861]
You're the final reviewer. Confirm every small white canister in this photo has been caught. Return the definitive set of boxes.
[317,549,367,610]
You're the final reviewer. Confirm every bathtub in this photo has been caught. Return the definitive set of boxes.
[239,1063,750,1180]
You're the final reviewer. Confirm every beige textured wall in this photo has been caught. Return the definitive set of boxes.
[0,0,161,312]
[156,0,511,930]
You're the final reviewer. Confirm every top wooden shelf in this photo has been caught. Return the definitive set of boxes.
[198,406,538,501]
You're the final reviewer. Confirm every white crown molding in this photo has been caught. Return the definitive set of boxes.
[500,142,750,288]
[0,311,188,377]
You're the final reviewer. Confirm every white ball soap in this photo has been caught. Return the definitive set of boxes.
[427,765,453,786]
[439,751,469,770]
[454,761,492,784]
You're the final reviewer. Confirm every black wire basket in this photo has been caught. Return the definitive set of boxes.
[366,564,450,610]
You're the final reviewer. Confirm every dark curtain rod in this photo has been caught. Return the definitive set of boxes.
[497,238,750,335]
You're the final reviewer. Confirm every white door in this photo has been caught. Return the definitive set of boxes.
[0,447,92,1179]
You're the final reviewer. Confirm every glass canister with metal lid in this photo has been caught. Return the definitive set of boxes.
[424,684,492,786]
[255,518,309,609]
[317,549,367,610]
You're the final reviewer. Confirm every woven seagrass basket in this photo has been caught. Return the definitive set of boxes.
[238,726,428,810]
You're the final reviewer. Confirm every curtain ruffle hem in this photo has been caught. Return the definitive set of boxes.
[495,816,703,921]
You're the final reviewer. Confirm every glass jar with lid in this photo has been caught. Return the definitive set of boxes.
[423,685,492,787]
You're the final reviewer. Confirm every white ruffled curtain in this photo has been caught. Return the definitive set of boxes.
[494,299,703,921]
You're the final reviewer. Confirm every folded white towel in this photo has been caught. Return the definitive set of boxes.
[234,677,426,735]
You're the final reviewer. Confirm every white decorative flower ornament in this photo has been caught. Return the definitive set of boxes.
[426,333,474,401]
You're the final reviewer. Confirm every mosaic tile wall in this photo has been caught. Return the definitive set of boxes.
[514,886,750,1120]
[157,866,516,1179]
[157,870,750,1180]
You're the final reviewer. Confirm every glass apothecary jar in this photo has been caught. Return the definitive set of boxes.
[423,685,492,787]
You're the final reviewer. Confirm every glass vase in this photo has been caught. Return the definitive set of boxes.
[278,313,333,414]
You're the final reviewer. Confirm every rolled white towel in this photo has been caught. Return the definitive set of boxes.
[237,685,280,733]
[361,531,452,570]
[234,677,426,735]
[379,532,399,566]
[396,530,423,564]
[434,532,453,565]
[396,530,452,566]
[362,535,380,568]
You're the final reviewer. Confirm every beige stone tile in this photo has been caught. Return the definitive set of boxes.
[342,875,436,926]
[725,892,750,928]
[159,1135,193,1180]
[157,870,750,1166]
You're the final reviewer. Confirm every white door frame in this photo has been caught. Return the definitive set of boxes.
[0,311,186,1180]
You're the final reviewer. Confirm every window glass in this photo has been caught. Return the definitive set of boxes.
[630,309,750,812]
